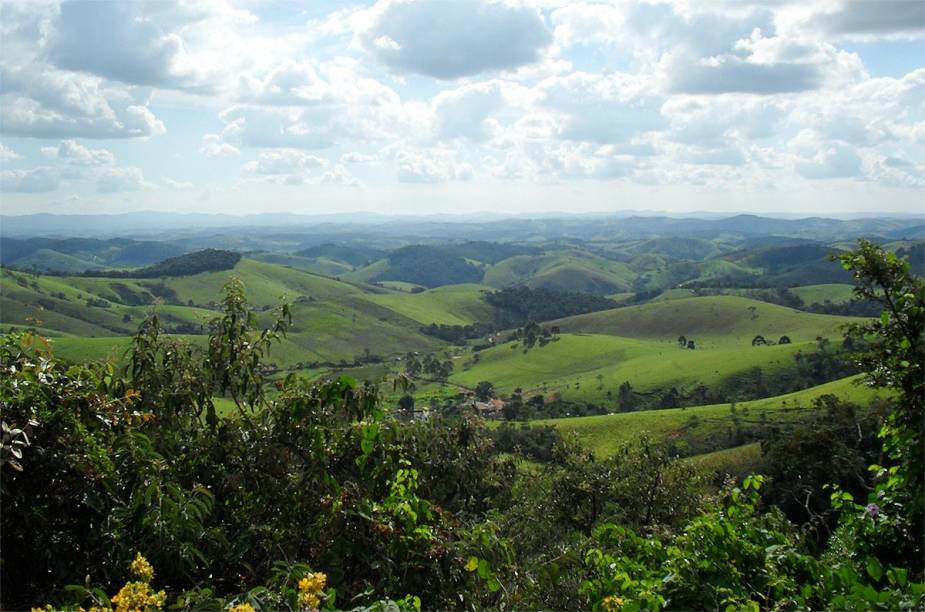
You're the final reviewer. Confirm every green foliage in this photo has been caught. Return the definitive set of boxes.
[374,245,483,287]
[92,249,242,278]
[484,285,617,327]
[4,240,925,611]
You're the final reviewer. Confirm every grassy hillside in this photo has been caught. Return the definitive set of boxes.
[450,332,816,404]
[249,252,355,277]
[363,284,493,326]
[0,261,446,367]
[791,283,856,305]
[537,376,882,458]
[552,295,863,347]
[483,250,634,294]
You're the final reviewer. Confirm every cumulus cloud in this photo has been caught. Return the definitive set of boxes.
[393,147,472,183]
[244,149,329,175]
[358,0,552,79]
[791,132,863,180]
[669,58,822,95]
[96,166,147,193]
[44,0,252,92]
[535,72,664,144]
[200,134,240,157]
[813,0,925,39]
[0,143,22,161]
[552,3,626,48]
[341,152,378,163]
[238,61,333,106]
[0,167,60,192]
[0,65,166,139]
[44,140,117,165]
[433,81,509,141]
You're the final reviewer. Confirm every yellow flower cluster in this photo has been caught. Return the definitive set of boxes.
[297,572,327,610]
[130,553,155,583]
[110,581,167,611]
[226,604,256,612]
[601,595,625,611]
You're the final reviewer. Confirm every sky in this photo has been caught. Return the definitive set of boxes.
[0,0,923,218]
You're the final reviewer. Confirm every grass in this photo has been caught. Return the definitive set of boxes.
[362,284,493,325]
[791,284,856,305]
[451,332,813,403]
[686,442,763,478]
[483,250,635,293]
[534,376,881,459]
[552,295,864,347]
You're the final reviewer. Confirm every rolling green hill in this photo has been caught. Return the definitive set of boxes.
[551,295,863,346]
[483,250,634,294]
[537,375,882,458]
[449,332,814,403]
[791,283,856,305]
[362,284,493,326]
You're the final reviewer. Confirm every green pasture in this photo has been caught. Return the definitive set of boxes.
[552,295,864,347]
[537,375,881,459]
[451,332,814,403]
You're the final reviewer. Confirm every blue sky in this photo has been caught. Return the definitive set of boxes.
[0,0,923,217]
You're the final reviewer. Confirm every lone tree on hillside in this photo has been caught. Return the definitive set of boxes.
[752,335,767,346]
[778,335,791,344]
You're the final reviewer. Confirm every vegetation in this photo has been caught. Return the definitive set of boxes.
[1,241,923,610]
[90,249,242,278]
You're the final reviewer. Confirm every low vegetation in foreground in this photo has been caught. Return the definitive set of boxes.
[2,241,923,611]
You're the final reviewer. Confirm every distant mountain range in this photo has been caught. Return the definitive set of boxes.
[1,211,923,239]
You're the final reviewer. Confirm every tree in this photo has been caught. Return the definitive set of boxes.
[752,335,767,346]
[686,339,695,350]
[778,335,791,344]
[677,335,687,348]
[398,394,415,413]
[475,381,495,401]
[839,240,924,507]
[617,381,636,412]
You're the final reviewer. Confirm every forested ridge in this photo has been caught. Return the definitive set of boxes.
[2,241,923,611]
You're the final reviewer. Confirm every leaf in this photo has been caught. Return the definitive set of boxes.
[866,557,883,582]
[465,557,479,572]
[477,558,491,580]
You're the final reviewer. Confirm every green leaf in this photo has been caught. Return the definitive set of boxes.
[866,557,883,582]
[477,558,491,580]
[465,557,479,572]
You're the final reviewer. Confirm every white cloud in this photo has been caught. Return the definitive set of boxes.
[341,152,378,163]
[0,143,22,161]
[551,2,626,48]
[433,81,509,141]
[237,61,333,106]
[44,0,256,92]
[0,167,60,193]
[0,65,166,139]
[358,0,552,79]
[96,166,147,193]
[811,0,925,40]
[50,140,116,165]
[791,131,863,179]
[535,72,664,144]
[244,149,329,175]
[200,134,240,157]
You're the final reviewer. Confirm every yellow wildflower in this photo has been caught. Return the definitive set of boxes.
[129,553,155,583]
[227,604,256,612]
[297,572,327,610]
[601,595,625,611]
[110,581,166,612]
